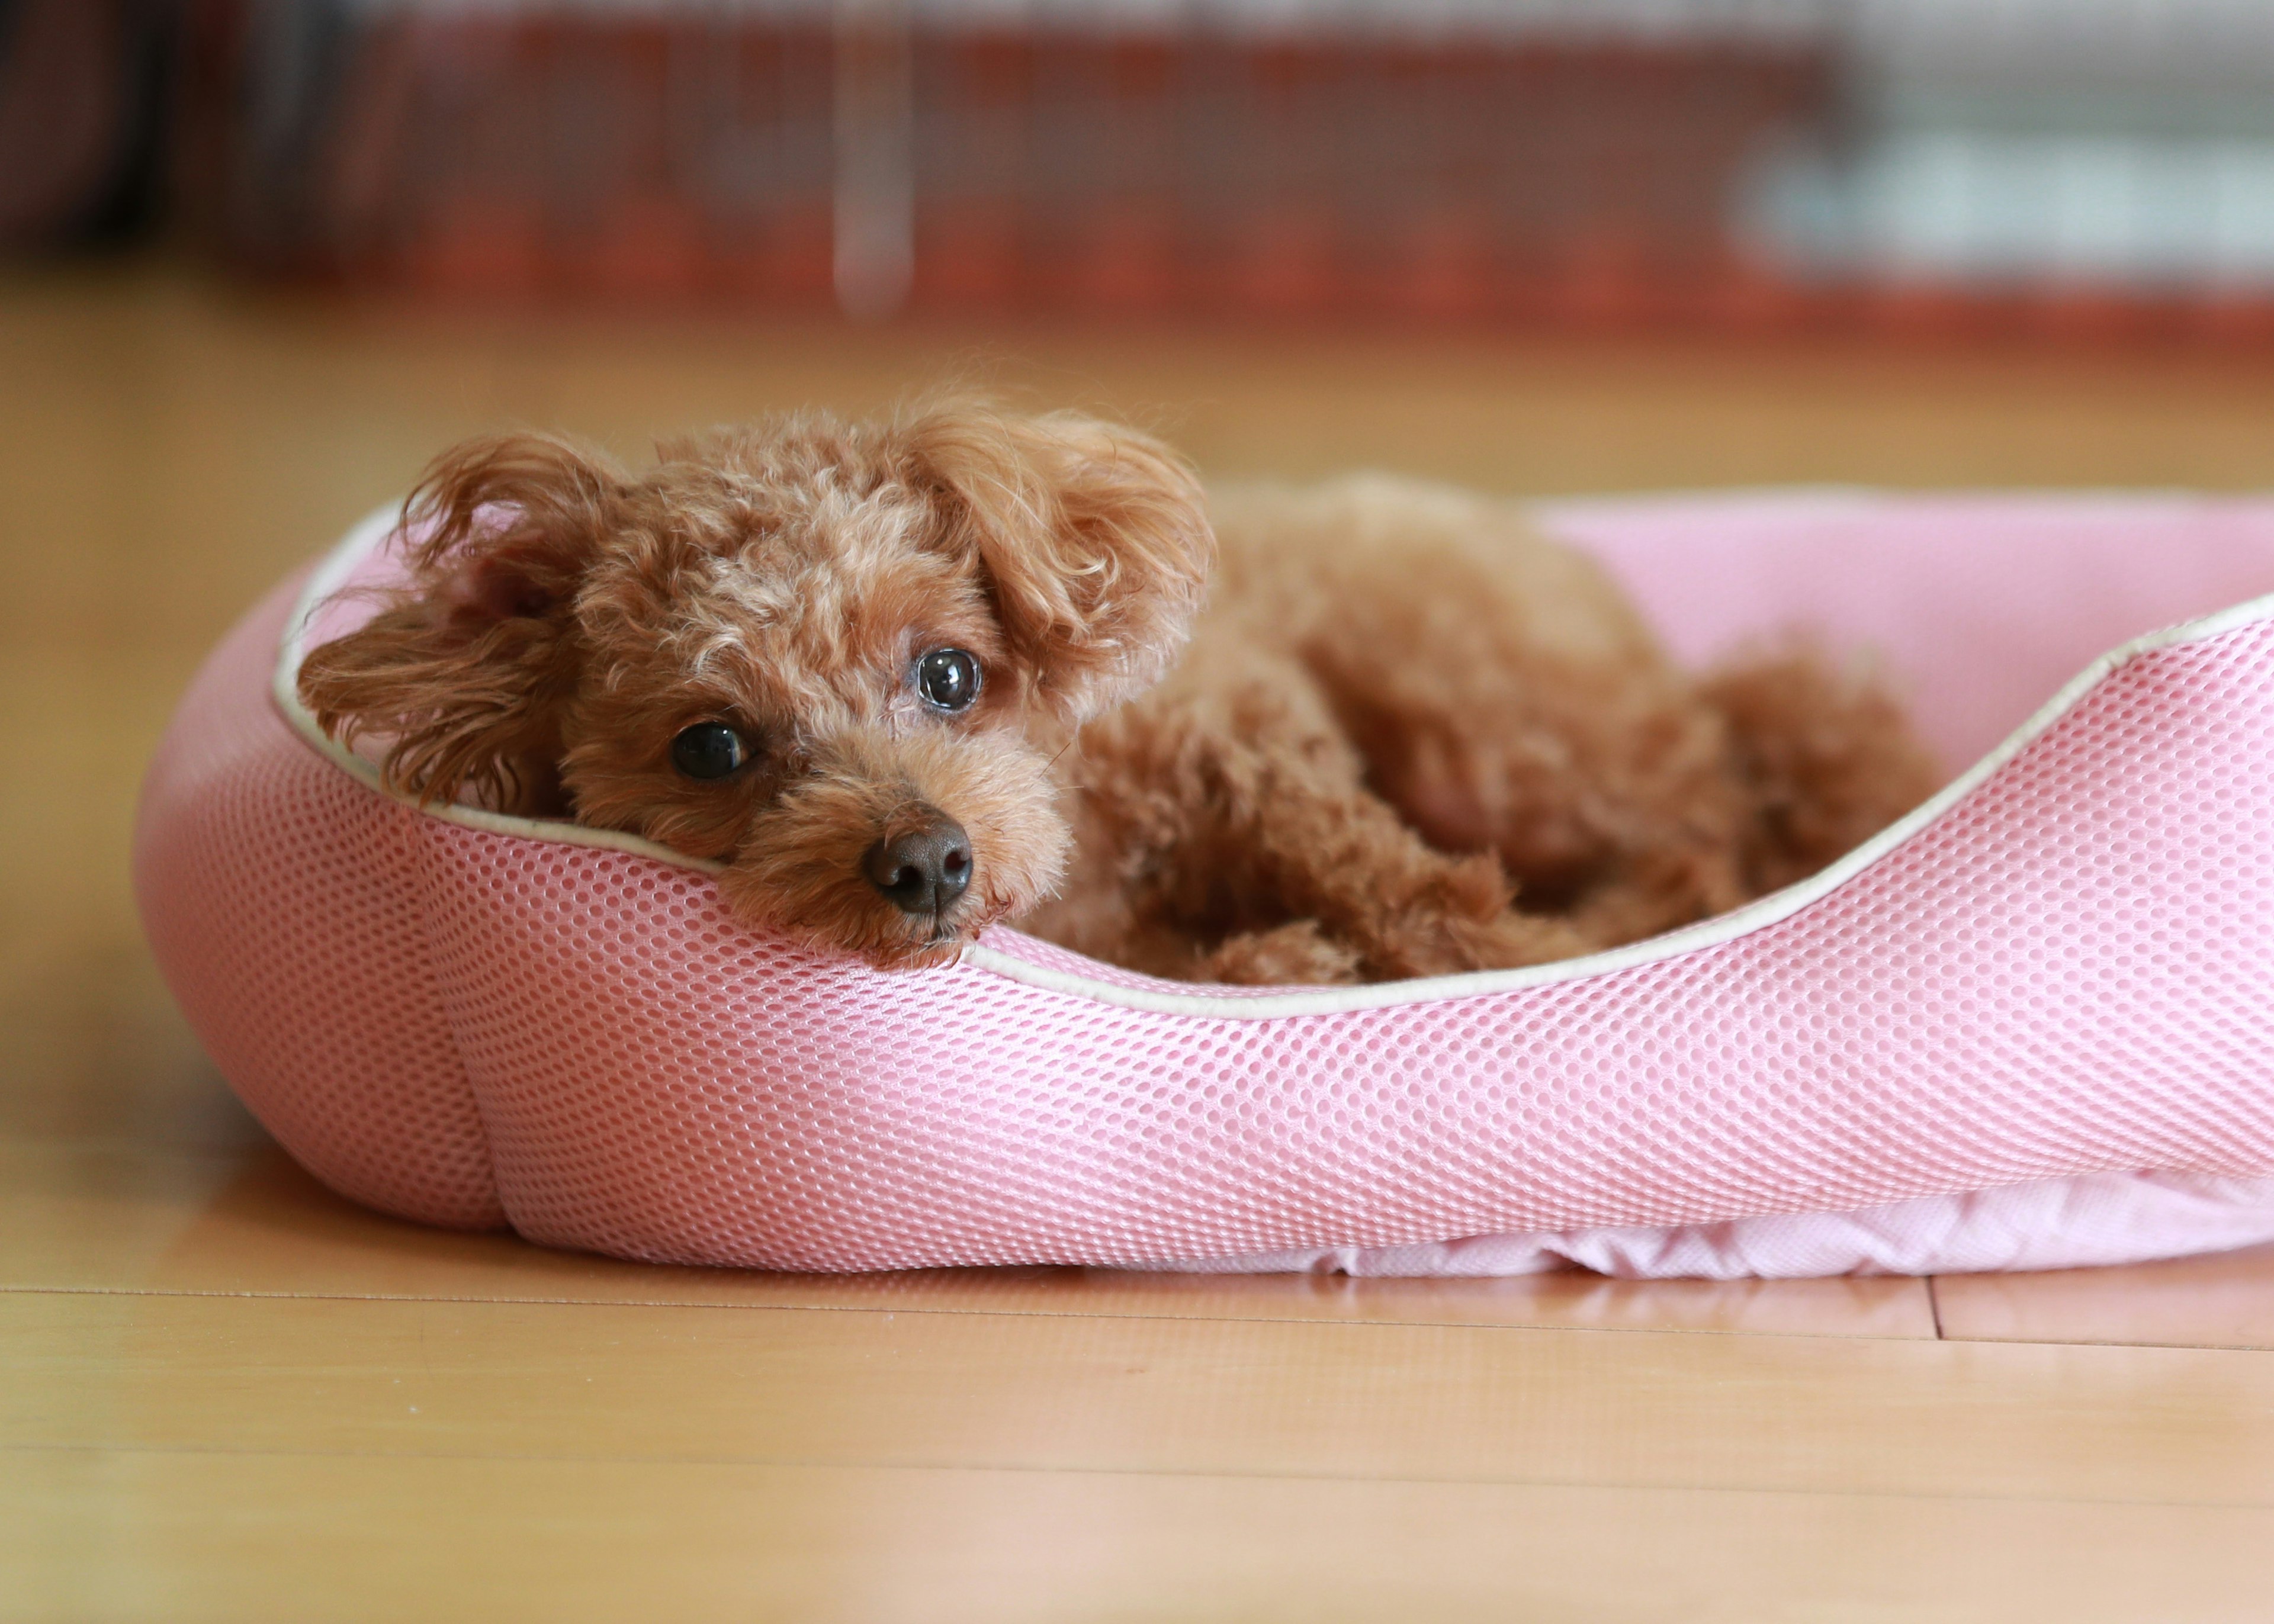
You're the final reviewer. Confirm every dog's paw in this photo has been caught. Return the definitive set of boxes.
[1359,907,1593,981]
[1441,909,1594,972]
[1200,922,1364,986]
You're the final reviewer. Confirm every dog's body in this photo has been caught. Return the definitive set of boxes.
[300,407,1939,985]
[1035,475,1936,982]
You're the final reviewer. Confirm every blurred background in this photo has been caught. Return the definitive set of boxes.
[10,0,2274,1145]
[20,0,2274,335]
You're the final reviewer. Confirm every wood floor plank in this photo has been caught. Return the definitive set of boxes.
[8,1287,2274,1504]
[9,1446,2274,1624]
[1936,1243,2274,1351]
[0,1137,1940,1339]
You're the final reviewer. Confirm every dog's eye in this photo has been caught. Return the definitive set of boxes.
[915,648,981,712]
[670,722,750,781]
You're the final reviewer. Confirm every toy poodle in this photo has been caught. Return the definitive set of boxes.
[298,404,1941,985]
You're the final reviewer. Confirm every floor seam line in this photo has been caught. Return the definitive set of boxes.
[7,1439,2274,1512]
[0,1282,1949,1343]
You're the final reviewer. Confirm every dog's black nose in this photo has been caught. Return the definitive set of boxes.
[862,812,972,916]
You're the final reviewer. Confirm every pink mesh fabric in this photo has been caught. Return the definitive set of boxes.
[133,571,502,1229]
[133,495,2274,1275]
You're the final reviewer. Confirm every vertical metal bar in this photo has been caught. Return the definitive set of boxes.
[833,0,913,318]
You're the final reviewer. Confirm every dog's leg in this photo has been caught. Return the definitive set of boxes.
[1195,921,1363,986]
[1181,754,1593,984]
[1055,651,1591,985]
[1287,558,1753,948]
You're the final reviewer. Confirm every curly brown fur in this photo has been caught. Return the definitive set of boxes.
[1700,645,1947,896]
[299,404,1940,985]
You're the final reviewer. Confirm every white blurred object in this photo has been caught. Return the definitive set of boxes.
[1752,132,2274,291]
[1748,0,2274,293]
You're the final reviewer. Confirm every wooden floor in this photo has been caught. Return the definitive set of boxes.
[11,261,2274,1620]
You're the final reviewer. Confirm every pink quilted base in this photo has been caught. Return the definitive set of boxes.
[133,493,2274,1276]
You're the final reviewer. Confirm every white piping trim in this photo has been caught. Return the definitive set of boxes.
[273,498,2274,1021]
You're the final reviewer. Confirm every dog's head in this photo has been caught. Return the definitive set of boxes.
[297,405,1213,967]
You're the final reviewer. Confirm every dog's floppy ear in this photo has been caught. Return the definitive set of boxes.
[296,433,619,813]
[902,406,1214,723]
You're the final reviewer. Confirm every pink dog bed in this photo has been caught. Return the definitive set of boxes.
[133,492,2274,1278]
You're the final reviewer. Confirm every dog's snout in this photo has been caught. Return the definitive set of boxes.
[863,809,973,915]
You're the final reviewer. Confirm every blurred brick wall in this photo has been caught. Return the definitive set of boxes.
[175,2,1831,326]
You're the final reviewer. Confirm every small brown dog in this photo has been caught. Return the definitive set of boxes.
[300,404,1939,985]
